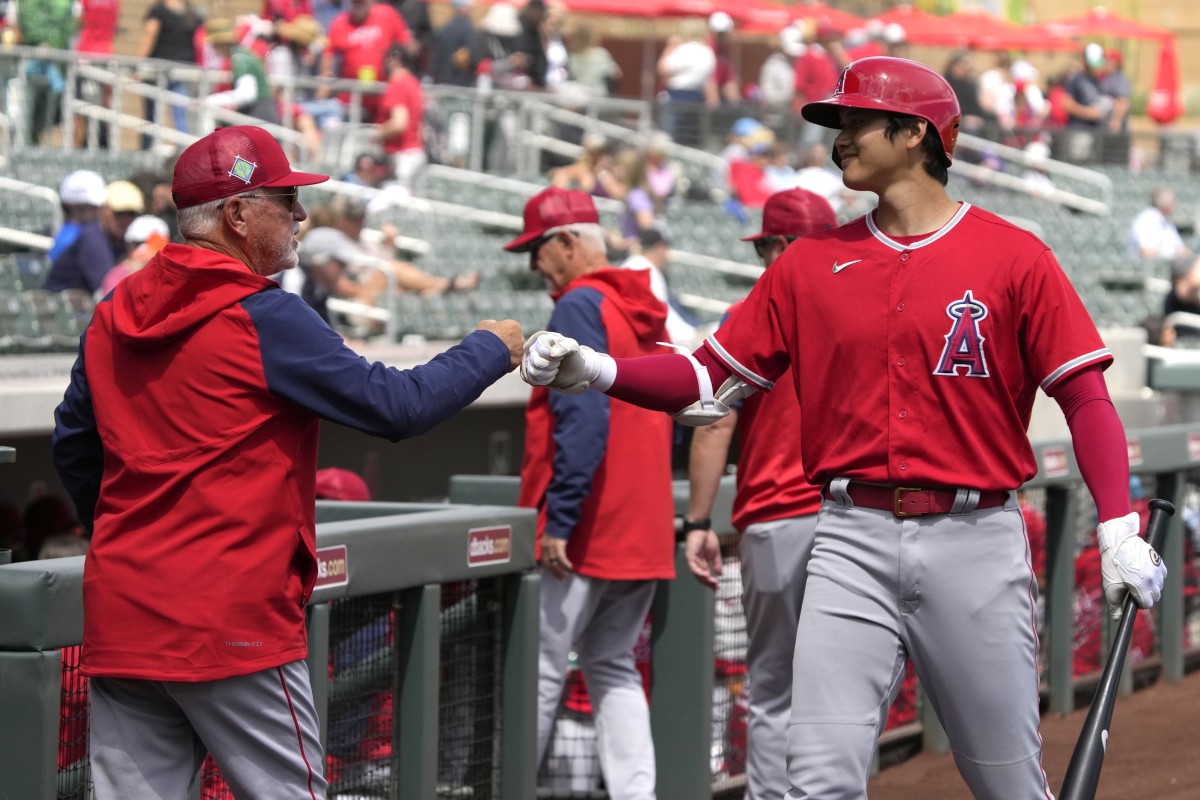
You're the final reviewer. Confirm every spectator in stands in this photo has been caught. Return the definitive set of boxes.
[1161,255,1200,346]
[262,0,314,23]
[792,19,847,142]
[342,152,392,188]
[391,0,433,74]
[615,148,658,248]
[74,0,120,148]
[707,12,739,105]
[550,132,625,199]
[266,15,324,160]
[129,171,181,242]
[203,18,280,124]
[378,45,427,193]
[319,0,413,124]
[975,52,1015,140]
[758,24,802,115]
[16,0,76,145]
[1062,44,1113,132]
[1130,187,1191,262]
[943,51,986,137]
[1101,47,1132,136]
[512,0,549,89]
[793,142,864,219]
[51,126,523,800]
[657,19,715,146]
[136,0,200,150]
[1008,60,1048,147]
[542,2,569,90]
[566,21,619,98]
[505,187,675,800]
[99,214,171,296]
[101,180,146,262]
[620,227,698,347]
[642,131,678,206]
[44,170,116,295]
[430,0,477,87]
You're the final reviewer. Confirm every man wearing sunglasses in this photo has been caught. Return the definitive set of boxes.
[52,125,524,800]
[505,187,674,798]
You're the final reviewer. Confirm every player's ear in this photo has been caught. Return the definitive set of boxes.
[907,119,929,154]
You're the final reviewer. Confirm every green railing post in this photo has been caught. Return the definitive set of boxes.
[1156,470,1187,683]
[651,543,715,800]
[0,650,61,800]
[500,571,540,800]
[395,584,442,800]
[1045,484,1082,715]
[307,602,332,753]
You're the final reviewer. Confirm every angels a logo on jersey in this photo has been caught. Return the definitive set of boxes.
[934,290,990,378]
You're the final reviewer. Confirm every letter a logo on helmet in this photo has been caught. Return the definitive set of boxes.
[801,56,962,164]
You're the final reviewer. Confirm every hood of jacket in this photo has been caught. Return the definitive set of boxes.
[109,244,279,348]
[554,266,668,342]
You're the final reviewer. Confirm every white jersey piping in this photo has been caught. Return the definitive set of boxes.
[866,202,973,252]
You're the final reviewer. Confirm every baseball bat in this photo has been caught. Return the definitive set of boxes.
[1059,497,1173,800]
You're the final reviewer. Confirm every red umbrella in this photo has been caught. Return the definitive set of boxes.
[870,6,971,47]
[788,2,861,32]
[1147,36,1182,125]
[1040,6,1171,42]
[946,9,1076,52]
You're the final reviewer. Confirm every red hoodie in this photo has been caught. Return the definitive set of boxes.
[518,267,676,580]
[53,245,510,680]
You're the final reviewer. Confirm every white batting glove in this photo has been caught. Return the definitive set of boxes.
[1097,512,1167,619]
[519,331,611,394]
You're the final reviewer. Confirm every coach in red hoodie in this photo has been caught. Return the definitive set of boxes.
[507,188,675,798]
[52,125,522,800]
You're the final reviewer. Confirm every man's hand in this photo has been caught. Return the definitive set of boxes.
[685,528,723,590]
[520,331,608,393]
[476,319,524,372]
[541,536,573,580]
[1097,512,1167,619]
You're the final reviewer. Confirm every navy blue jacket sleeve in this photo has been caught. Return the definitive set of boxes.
[51,332,104,534]
[544,287,610,540]
[243,290,511,440]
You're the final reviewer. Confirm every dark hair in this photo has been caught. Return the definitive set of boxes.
[884,113,950,186]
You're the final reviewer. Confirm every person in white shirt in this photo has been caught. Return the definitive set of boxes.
[1130,187,1191,261]
[619,227,701,347]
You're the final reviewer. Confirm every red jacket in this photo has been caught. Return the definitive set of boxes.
[518,267,675,580]
[53,245,510,680]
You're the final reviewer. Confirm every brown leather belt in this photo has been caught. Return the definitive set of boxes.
[825,483,1009,518]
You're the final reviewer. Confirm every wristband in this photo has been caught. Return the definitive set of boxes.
[681,517,712,534]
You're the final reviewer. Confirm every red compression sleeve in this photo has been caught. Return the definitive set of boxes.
[1047,365,1131,521]
[607,347,734,412]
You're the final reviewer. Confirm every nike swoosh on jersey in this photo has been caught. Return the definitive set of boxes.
[832,259,863,273]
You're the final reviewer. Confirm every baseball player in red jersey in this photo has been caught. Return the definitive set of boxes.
[684,188,836,800]
[519,56,1167,799]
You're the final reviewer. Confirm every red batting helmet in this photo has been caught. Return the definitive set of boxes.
[801,56,962,164]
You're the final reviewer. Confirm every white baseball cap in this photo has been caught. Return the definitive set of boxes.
[124,215,171,245]
[59,170,108,207]
[779,24,805,58]
[709,11,734,34]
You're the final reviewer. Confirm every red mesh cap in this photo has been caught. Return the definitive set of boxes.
[172,126,329,210]
[503,187,600,252]
[742,188,838,241]
[314,467,371,502]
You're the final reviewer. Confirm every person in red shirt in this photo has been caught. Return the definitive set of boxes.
[378,44,426,193]
[75,0,120,147]
[319,0,412,120]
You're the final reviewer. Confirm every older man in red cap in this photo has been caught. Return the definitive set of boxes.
[52,125,523,800]
[682,188,836,800]
[506,186,674,798]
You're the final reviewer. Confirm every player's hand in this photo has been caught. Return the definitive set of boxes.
[476,319,523,372]
[684,528,722,590]
[520,331,608,393]
[1097,512,1167,619]
[541,536,573,579]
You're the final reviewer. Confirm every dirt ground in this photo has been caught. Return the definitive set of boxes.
[867,669,1200,799]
